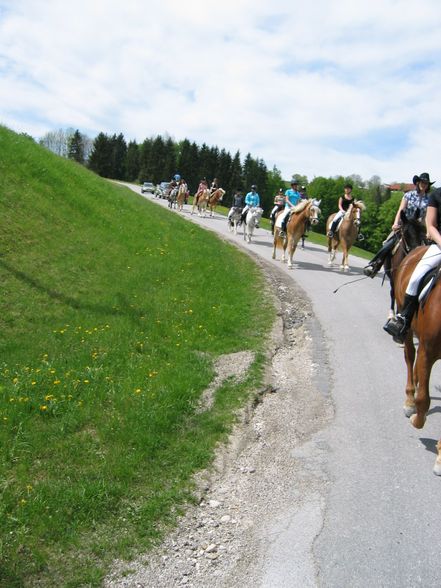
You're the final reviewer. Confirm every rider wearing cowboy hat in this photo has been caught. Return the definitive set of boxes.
[363,172,434,278]
[384,177,440,343]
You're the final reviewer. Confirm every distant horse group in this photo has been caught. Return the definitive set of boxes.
[191,188,225,217]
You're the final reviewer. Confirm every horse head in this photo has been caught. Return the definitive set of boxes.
[346,200,365,226]
[308,199,321,225]
[400,209,428,252]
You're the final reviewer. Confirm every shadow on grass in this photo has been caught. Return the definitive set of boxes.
[0,258,145,322]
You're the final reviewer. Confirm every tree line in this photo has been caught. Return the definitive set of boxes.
[39,127,413,252]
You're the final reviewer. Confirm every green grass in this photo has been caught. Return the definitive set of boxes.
[0,127,274,587]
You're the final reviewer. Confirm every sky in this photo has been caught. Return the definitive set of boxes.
[1,0,441,185]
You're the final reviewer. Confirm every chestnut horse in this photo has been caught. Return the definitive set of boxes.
[176,183,187,212]
[272,199,321,268]
[392,245,441,475]
[191,188,210,216]
[383,211,428,318]
[327,200,366,271]
[207,188,225,217]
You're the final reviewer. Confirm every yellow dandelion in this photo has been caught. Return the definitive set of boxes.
[40,405,48,411]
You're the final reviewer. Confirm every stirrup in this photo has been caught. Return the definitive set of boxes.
[327,230,334,238]
[363,265,377,278]
[279,230,286,238]
[357,233,365,241]
[383,316,407,341]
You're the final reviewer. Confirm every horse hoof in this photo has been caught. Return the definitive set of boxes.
[328,260,332,266]
[410,414,426,429]
[433,460,441,476]
[403,405,416,418]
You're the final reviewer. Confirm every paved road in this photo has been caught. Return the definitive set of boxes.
[128,186,441,587]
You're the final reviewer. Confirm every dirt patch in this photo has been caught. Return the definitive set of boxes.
[105,257,334,587]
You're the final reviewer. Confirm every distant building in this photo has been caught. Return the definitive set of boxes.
[384,183,415,192]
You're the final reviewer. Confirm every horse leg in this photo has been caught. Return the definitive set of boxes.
[287,237,298,269]
[340,243,348,271]
[403,336,417,417]
[281,239,287,263]
[409,346,432,430]
[434,440,441,476]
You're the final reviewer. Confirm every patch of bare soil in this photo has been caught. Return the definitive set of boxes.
[105,258,334,588]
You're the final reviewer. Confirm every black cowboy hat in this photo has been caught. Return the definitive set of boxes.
[413,172,435,185]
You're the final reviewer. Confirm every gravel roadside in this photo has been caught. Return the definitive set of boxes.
[105,256,334,588]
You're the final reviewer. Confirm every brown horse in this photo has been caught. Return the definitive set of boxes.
[383,211,427,319]
[392,245,441,475]
[327,200,366,271]
[272,199,321,268]
[176,183,187,212]
[207,188,225,217]
[191,188,210,216]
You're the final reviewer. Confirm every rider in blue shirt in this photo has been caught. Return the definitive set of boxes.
[241,185,261,224]
[279,180,302,237]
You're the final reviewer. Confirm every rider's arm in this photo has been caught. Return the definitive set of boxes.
[392,197,407,230]
[426,206,441,247]
[338,197,344,212]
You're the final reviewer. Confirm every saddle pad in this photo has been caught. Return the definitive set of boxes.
[418,266,441,306]
[275,210,289,228]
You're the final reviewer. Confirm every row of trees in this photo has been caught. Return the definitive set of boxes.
[39,127,408,252]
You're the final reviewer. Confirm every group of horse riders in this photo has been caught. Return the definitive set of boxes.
[225,172,441,348]
[227,179,308,235]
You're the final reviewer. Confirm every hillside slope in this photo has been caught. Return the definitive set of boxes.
[0,126,274,586]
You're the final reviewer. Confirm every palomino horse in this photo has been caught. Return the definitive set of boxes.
[383,211,427,319]
[392,245,441,475]
[243,207,263,243]
[227,207,242,234]
[207,188,225,217]
[272,199,321,269]
[191,188,210,216]
[176,183,187,212]
[327,200,366,271]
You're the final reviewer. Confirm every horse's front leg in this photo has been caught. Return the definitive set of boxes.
[287,238,298,269]
[434,440,441,476]
[340,245,349,271]
[409,346,431,430]
[403,336,416,417]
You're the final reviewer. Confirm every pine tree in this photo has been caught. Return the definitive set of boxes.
[126,140,140,182]
[89,133,113,177]
[67,129,85,164]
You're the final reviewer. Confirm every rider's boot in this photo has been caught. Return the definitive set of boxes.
[363,257,384,278]
[383,294,418,343]
[327,221,337,238]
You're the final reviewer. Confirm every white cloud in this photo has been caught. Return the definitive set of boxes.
[1,0,441,183]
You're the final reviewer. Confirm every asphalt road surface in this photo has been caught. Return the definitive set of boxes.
[127,185,441,587]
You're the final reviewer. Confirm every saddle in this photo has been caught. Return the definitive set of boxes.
[417,264,441,307]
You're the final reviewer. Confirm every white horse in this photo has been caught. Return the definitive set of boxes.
[227,207,242,234]
[243,207,263,243]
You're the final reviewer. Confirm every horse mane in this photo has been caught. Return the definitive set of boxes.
[292,199,310,213]
[353,200,366,210]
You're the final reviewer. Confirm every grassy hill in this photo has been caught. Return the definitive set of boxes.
[0,126,274,586]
